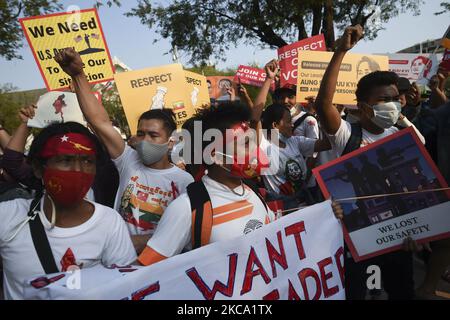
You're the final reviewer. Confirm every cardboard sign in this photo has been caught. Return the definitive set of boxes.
[277,34,326,87]
[19,8,114,91]
[24,201,345,300]
[206,76,236,101]
[114,64,196,131]
[314,128,450,262]
[296,51,388,104]
[184,70,210,110]
[27,91,86,128]
[234,65,267,87]
[387,53,443,82]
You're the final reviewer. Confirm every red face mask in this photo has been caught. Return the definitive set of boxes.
[43,168,94,206]
[217,147,270,179]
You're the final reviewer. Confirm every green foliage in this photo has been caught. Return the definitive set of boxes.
[126,0,424,65]
[434,2,450,15]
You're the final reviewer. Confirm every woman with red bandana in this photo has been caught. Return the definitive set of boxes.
[0,122,136,300]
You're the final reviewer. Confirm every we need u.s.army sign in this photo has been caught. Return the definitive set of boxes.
[19,8,114,91]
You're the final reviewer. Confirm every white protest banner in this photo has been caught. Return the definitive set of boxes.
[386,53,443,81]
[416,54,441,86]
[24,201,345,300]
[27,91,86,128]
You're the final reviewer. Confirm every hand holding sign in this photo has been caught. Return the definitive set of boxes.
[336,25,364,52]
[54,48,84,78]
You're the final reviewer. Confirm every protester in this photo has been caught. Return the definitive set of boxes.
[2,105,120,208]
[315,24,431,300]
[0,122,136,300]
[246,60,332,210]
[137,102,277,266]
[54,48,194,255]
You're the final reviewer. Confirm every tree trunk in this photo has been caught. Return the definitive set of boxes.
[322,0,335,50]
[311,3,323,35]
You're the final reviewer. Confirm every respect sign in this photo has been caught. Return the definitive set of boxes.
[277,34,326,87]
[114,64,200,131]
[19,8,114,91]
[296,51,388,104]
[184,70,210,111]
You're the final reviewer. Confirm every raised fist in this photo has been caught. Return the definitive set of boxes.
[54,48,84,77]
[19,104,37,124]
[264,59,279,80]
[336,25,364,52]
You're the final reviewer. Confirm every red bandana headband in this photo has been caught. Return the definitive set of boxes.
[38,133,96,159]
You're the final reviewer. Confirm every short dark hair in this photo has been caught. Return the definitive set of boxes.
[355,71,399,102]
[28,121,108,168]
[138,109,177,136]
[195,101,251,157]
[261,103,289,135]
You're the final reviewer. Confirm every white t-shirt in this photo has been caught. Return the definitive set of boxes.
[113,145,194,236]
[293,111,319,139]
[141,175,276,259]
[259,135,316,195]
[0,198,137,300]
[328,119,399,156]
[292,111,320,188]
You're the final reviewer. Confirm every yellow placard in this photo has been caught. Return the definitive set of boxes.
[297,51,389,104]
[184,70,210,112]
[19,8,114,91]
[114,64,199,133]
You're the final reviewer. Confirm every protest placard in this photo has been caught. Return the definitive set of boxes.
[184,70,210,110]
[19,8,114,91]
[277,34,326,87]
[313,128,450,262]
[27,91,86,128]
[234,65,267,87]
[296,51,388,104]
[207,76,236,101]
[387,53,443,81]
[24,201,345,300]
[114,64,196,131]
[441,25,450,49]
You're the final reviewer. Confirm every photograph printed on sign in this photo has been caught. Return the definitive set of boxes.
[313,128,450,261]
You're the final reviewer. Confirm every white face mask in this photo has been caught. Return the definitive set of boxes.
[290,106,298,116]
[370,101,402,129]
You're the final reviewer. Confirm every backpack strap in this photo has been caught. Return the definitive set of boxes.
[342,122,363,156]
[293,113,314,131]
[28,195,59,274]
[187,181,213,250]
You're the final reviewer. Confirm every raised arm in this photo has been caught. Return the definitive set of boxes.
[315,25,364,135]
[54,48,125,159]
[0,125,11,151]
[252,60,278,122]
[6,105,36,154]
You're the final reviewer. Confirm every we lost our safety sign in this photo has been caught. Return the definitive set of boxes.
[19,8,114,91]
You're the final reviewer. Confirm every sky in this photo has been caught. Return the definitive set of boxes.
[0,0,448,91]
